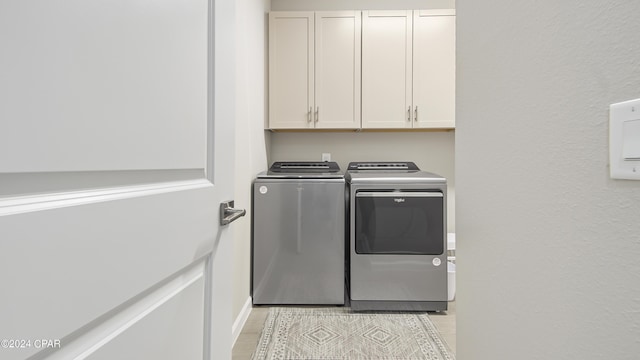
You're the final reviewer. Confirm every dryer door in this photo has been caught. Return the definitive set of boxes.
[355,191,444,255]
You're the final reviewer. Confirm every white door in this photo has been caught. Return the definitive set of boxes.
[268,12,314,129]
[361,10,413,129]
[0,1,237,359]
[413,9,456,128]
[315,11,361,129]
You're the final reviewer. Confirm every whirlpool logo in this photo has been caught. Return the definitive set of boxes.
[394,198,405,203]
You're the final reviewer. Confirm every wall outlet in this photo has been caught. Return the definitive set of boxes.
[322,153,331,162]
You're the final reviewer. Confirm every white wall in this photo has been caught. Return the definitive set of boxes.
[233,0,270,322]
[270,131,456,232]
[457,1,640,359]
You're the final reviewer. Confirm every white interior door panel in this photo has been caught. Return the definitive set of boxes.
[0,0,207,172]
[0,183,214,358]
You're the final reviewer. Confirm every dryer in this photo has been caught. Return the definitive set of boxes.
[346,162,447,311]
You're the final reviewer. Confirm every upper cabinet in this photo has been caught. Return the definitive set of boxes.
[361,10,456,129]
[361,10,413,129]
[268,12,314,129]
[269,11,361,129]
[413,10,456,129]
[268,9,455,130]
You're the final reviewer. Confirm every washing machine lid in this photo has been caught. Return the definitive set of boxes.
[345,161,445,184]
[347,162,420,171]
[258,161,343,178]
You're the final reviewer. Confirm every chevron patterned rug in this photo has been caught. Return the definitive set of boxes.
[251,307,455,360]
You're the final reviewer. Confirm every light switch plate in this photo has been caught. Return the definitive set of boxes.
[610,98,640,180]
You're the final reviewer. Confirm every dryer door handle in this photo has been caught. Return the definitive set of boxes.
[356,192,443,198]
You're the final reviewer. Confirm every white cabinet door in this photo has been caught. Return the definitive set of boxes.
[315,11,361,129]
[269,12,314,129]
[413,10,456,128]
[269,11,361,130]
[0,0,236,359]
[362,9,455,130]
[362,10,413,129]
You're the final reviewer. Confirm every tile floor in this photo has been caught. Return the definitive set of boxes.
[232,301,456,359]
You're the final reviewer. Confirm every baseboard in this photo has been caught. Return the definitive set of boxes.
[232,296,253,346]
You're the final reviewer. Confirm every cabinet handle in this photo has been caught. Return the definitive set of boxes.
[407,106,411,121]
[308,107,312,122]
[315,107,319,123]
[414,106,418,122]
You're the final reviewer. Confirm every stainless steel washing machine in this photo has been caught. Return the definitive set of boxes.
[252,161,345,305]
[346,162,447,311]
